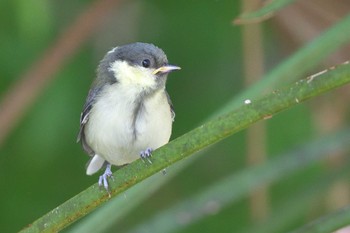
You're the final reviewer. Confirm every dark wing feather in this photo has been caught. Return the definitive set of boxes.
[165,91,175,121]
[77,87,103,156]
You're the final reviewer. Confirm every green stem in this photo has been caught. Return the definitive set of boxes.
[234,0,297,24]
[127,130,350,233]
[21,62,350,233]
[68,14,350,232]
[219,13,350,117]
[289,205,350,233]
[242,164,350,233]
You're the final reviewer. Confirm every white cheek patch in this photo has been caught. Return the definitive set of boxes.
[109,60,157,88]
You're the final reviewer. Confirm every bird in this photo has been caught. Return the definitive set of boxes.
[77,42,180,191]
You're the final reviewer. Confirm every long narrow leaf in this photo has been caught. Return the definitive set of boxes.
[66,159,194,233]
[68,15,350,232]
[20,60,350,232]
[218,13,350,117]
[242,165,350,233]
[126,129,350,233]
[288,205,350,233]
[234,0,296,24]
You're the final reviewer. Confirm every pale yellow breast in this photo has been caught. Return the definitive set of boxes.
[85,84,172,166]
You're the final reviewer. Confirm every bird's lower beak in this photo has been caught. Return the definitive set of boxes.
[152,65,181,75]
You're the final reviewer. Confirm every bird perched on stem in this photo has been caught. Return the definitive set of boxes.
[77,42,180,191]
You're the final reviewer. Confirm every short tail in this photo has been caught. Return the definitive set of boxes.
[86,154,105,175]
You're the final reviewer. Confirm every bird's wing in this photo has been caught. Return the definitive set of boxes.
[77,87,103,156]
[165,91,175,121]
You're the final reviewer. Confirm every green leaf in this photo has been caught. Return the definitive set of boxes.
[68,14,350,232]
[126,129,350,233]
[234,0,297,24]
[20,60,350,232]
[242,165,350,233]
[288,205,350,233]
[219,13,350,117]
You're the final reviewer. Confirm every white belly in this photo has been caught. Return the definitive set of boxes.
[85,84,172,166]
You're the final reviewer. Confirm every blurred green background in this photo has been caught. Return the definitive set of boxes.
[1,0,350,232]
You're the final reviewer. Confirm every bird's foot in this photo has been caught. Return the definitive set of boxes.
[98,163,114,193]
[140,148,153,164]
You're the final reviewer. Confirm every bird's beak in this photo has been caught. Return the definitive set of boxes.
[152,65,181,75]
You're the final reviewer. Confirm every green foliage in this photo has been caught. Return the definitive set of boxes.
[21,56,350,233]
[235,0,297,24]
[1,1,350,233]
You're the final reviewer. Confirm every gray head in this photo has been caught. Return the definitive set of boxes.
[96,42,180,91]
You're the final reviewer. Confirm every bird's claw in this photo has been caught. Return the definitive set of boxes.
[140,148,153,164]
[98,164,113,193]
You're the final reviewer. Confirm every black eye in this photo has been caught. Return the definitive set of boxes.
[142,59,151,68]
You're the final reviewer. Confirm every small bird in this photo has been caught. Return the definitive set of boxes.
[77,42,180,190]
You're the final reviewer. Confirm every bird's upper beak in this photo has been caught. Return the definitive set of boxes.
[152,65,181,75]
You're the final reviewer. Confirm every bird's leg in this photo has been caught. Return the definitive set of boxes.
[98,163,114,192]
[140,148,153,164]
